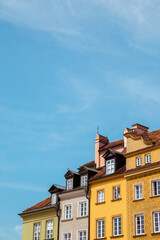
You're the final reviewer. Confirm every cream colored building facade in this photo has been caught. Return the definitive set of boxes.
[58,188,89,240]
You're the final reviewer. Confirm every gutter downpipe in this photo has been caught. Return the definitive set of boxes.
[86,185,90,240]
[56,201,60,240]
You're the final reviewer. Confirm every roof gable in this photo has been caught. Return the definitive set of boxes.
[64,169,79,179]
[78,166,98,175]
[102,149,123,159]
[48,184,65,194]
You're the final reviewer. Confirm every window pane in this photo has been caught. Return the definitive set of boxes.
[136,215,144,235]
[98,191,104,203]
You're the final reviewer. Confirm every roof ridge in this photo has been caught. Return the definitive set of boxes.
[23,196,51,212]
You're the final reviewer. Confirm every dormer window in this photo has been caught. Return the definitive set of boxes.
[81,175,87,186]
[51,194,57,204]
[106,159,115,175]
[67,179,73,190]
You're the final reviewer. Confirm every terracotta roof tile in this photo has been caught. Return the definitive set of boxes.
[90,165,126,181]
[99,139,124,151]
[23,196,51,213]
[125,160,160,174]
[80,160,95,167]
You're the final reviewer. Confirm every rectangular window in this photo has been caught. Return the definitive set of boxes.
[78,230,87,240]
[81,175,87,186]
[46,220,53,239]
[63,233,71,240]
[67,179,73,190]
[135,215,144,235]
[113,217,121,236]
[34,223,40,240]
[51,194,57,204]
[79,201,87,217]
[145,154,151,164]
[65,205,72,219]
[98,190,104,203]
[152,180,160,196]
[106,159,115,174]
[97,220,105,238]
[154,212,160,233]
[113,186,120,200]
[136,157,142,166]
[134,184,143,200]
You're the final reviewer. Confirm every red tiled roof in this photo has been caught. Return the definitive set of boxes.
[148,129,160,145]
[99,139,124,151]
[23,196,51,213]
[90,165,126,181]
[80,160,95,167]
[125,160,160,174]
[124,129,160,145]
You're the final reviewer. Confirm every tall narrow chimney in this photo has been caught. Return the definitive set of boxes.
[95,134,109,168]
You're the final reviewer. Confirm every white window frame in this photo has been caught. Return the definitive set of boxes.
[64,204,72,220]
[79,201,87,217]
[113,216,122,236]
[51,194,57,204]
[78,230,87,240]
[81,175,88,187]
[134,184,143,200]
[67,179,73,190]
[106,159,115,175]
[63,232,72,240]
[113,186,120,200]
[46,220,53,239]
[34,223,40,240]
[97,219,105,239]
[152,180,160,196]
[135,215,144,235]
[153,212,160,233]
[136,156,142,167]
[98,190,104,203]
[145,154,151,164]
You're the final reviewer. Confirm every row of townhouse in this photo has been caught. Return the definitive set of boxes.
[19,123,160,240]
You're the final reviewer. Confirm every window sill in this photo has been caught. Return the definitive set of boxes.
[151,232,160,235]
[43,239,54,240]
[61,218,73,222]
[150,195,160,199]
[94,238,107,240]
[133,234,146,238]
[110,235,124,238]
[76,216,88,219]
[95,201,106,205]
[111,198,122,202]
[133,198,145,202]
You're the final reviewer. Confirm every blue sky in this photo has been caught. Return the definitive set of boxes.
[1,0,160,239]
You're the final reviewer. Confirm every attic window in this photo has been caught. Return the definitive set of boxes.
[106,159,115,175]
[51,194,57,204]
[81,175,87,186]
[67,179,73,190]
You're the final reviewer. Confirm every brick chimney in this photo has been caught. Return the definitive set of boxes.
[95,134,109,168]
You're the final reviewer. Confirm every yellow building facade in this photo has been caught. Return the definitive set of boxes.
[124,126,160,239]
[20,207,58,240]
[90,124,160,240]
[90,173,127,239]
[19,184,65,240]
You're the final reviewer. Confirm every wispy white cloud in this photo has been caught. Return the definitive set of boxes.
[58,78,100,114]
[122,78,160,103]
[0,0,160,50]
[0,228,8,237]
[14,225,22,236]
[0,182,46,191]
